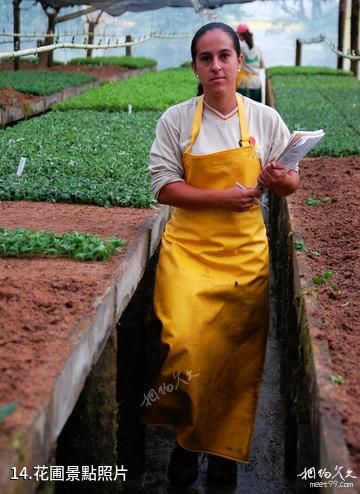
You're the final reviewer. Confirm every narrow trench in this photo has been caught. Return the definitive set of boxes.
[52,196,308,494]
[117,272,289,493]
[116,202,296,494]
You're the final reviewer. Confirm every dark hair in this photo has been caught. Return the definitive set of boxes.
[196,83,203,96]
[242,31,254,50]
[191,22,241,63]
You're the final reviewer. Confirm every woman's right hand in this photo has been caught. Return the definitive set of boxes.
[221,185,261,212]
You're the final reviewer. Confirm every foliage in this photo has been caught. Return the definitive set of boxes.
[305,197,321,206]
[269,68,360,157]
[68,55,157,69]
[268,66,352,77]
[55,68,198,111]
[294,240,321,257]
[0,56,64,65]
[0,227,125,261]
[294,240,307,251]
[0,70,96,96]
[330,374,345,385]
[305,196,331,206]
[0,401,17,424]
[312,271,334,285]
[0,109,160,207]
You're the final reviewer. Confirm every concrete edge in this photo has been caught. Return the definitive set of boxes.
[288,201,359,494]
[0,80,100,128]
[115,205,170,320]
[1,204,169,494]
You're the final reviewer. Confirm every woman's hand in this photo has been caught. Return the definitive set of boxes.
[257,162,300,197]
[222,185,261,211]
[157,182,262,211]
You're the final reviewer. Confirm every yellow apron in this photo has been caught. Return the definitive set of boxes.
[236,68,253,89]
[143,94,269,463]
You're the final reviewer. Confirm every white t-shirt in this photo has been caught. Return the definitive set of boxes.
[149,96,293,199]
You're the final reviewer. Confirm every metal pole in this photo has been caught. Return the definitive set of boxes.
[295,39,302,66]
[338,0,346,69]
[87,21,95,58]
[350,0,359,77]
[13,0,21,71]
[125,35,132,57]
[344,0,352,71]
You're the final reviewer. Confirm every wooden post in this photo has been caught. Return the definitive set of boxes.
[46,12,56,67]
[86,11,103,58]
[12,0,21,71]
[39,5,58,68]
[125,35,132,57]
[343,0,352,71]
[86,21,96,58]
[338,0,346,69]
[295,39,302,66]
[350,0,359,78]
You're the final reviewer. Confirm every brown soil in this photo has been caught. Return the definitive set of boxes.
[0,88,43,108]
[0,156,358,482]
[0,63,153,453]
[0,201,155,440]
[288,156,360,478]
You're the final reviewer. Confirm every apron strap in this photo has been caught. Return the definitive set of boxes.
[184,95,204,153]
[236,93,251,146]
[184,94,251,154]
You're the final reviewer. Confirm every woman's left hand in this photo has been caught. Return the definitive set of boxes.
[257,161,300,197]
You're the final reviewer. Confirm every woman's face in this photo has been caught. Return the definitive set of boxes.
[192,29,242,97]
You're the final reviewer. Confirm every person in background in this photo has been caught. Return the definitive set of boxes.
[236,23,265,102]
[143,22,299,488]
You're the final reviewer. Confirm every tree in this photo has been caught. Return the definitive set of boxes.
[37,1,60,67]
[86,10,104,58]
[13,0,22,71]
[35,1,99,66]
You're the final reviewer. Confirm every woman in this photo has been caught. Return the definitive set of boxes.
[143,22,299,488]
[236,23,265,102]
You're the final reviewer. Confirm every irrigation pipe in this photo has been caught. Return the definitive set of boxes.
[0,32,192,60]
[1,32,101,38]
[299,34,360,60]
[322,36,360,60]
[3,31,357,62]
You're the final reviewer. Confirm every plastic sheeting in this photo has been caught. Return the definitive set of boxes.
[40,0,256,16]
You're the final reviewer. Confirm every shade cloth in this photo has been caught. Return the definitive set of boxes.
[38,0,257,16]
